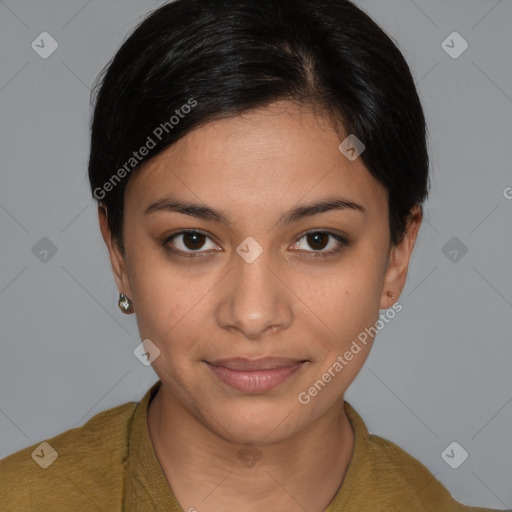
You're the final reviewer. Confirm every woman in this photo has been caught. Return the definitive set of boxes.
[1,0,506,510]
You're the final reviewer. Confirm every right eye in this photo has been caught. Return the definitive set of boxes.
[163,230,220,256]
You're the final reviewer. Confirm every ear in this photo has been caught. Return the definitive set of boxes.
[98,205,134,302]
[380,205,423,309]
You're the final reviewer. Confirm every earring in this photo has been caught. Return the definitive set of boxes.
[118,293,133,314]
[387,291,396,300]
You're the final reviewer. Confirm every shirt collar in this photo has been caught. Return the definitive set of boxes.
[123,380,182,511]
[326,401,377,510]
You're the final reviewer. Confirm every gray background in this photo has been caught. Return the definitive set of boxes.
[0,0,511,509]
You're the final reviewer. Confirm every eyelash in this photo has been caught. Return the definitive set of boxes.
[162,229,350,259]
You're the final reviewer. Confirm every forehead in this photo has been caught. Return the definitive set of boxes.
[125,101,387,218]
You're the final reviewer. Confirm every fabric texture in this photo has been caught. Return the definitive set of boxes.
[1,380,504,511]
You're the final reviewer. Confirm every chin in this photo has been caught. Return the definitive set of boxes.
[204,401,302,446]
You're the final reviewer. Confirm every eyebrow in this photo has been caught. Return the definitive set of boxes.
[144,196,366,226]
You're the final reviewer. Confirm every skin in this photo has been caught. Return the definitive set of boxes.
[99,100,422,512]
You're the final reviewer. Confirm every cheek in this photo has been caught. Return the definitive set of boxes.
[314,252,384,330]
[312,254,386,376]
[301,267,384,393]
[125,243,200,345]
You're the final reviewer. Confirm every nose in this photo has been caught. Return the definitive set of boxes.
[215,244,293,341]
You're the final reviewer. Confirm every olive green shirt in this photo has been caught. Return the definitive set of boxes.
[0,380,503,511]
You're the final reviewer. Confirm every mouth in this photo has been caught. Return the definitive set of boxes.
[205,357,307,393]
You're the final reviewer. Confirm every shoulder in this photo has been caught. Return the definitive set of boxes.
[1,400,137,512]
[367,433,501,512]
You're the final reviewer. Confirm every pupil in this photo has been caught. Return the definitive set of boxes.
[184,232,204,250]
[308,233,327,250]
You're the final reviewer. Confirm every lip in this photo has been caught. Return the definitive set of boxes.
[206,357,306,393]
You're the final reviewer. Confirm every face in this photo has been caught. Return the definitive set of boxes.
[100,100,421,445]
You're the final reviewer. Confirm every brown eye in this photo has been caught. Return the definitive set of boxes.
[292,231,349,258]
[164,230,218,255]
[182,231,207,250]
[306,232,330,251]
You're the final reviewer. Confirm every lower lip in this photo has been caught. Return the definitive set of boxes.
[206,362,304,393]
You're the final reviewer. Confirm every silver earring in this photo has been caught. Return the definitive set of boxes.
[118,293,133,314]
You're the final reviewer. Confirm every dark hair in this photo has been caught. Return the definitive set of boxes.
[88,0,429,249]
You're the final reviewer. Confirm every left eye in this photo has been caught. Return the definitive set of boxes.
[292,231,348,256]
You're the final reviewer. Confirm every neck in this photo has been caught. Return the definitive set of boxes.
[147,384,354,512]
